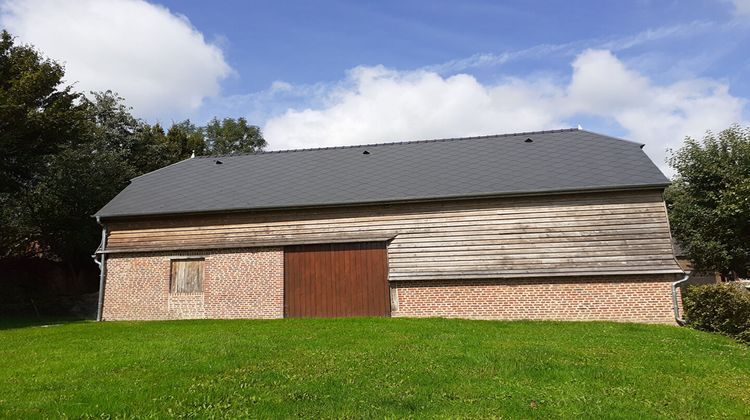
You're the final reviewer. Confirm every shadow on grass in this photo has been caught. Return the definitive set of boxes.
[0,316,90,330]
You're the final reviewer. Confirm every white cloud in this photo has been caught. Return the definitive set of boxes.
[426,20,719,74]
[729,0,750,15]
[0,0,231,119]
[264,49,746,175]
[264,66,564,149]
[269,81,294,93]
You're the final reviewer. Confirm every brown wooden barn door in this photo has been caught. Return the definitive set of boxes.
[284,242,390,318]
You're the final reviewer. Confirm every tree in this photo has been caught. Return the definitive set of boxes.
[9,143,133,262]
[0,30,89,194]
[1,91,140,261]
[0,29,267,265]
[0,29,272,312]
[0,30,92,259]
[166,120,205,161]
[665,125,750,279]
[204,117,266,155]
[135,122,172,173]
[88,91,174,173]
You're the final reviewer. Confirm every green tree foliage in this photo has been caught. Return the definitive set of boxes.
[0,30,89,194]
[1,90,137,262]
[0,30,266,265]
[8,143,133,262]
[665,125,750,279]
[166,120,205,160]
[204,117,266,155]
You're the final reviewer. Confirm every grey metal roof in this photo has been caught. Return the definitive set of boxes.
[96,128,670,219]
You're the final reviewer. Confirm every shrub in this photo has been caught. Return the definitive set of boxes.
[683,283,750,343]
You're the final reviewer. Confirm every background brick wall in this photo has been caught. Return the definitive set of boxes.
[102,248,283,320]
[390,274,681,324]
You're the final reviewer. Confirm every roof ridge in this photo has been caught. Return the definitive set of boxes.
[195,127,581,159]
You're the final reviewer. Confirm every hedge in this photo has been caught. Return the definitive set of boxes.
[683,283,750,343]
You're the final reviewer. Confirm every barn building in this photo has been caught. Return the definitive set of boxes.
[94,129,684,322]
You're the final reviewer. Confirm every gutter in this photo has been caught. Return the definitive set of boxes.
[672,273,691,325]
[92,216,108,321]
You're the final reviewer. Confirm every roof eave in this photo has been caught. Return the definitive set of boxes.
[94,182,671,221]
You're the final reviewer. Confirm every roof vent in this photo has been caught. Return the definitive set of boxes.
[524,138,533,143]
[215,160,223,165]
[362,150,370,155]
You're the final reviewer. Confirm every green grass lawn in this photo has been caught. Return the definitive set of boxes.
[0,318,748,418]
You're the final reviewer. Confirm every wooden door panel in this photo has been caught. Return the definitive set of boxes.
[284,242,389,317]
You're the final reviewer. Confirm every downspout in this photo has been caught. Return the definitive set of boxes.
[662,196,690,326]
[672,273,691,326]
[93,216,108,321]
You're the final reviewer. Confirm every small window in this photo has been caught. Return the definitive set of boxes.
[170,258,204,294]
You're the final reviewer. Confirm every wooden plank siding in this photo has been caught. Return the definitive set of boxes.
[103,190,683,280]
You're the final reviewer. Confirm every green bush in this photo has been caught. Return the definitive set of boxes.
[684,283,750,343]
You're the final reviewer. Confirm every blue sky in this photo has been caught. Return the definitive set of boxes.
[160,0,748,94]
[1,0,749,173]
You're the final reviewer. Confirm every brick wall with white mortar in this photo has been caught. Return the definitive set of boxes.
[390,274,680,324]
[102,247,679,323]
[102,248,284,320]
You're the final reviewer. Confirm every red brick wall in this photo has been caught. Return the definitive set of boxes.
[102,248,283,320]
[390,274,681,324]
[103,248,681,323]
